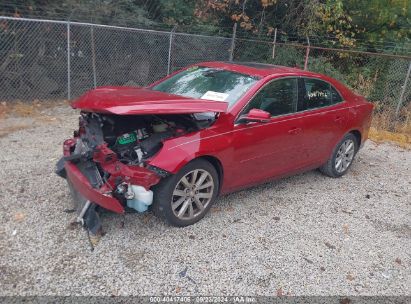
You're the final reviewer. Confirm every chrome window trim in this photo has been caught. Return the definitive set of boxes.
[234,75,345,125]
[300,76,345,106]
[234,76,299,123]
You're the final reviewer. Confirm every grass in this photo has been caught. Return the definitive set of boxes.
[0,100,69,118]
[369,104,411,149]
[0,100,68,138]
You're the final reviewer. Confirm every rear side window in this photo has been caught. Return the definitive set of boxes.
[300,78,343,111]
[331,86,343,103]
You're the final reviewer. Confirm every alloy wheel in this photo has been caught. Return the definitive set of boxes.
[335,139,355,173]
[171,169,214,220]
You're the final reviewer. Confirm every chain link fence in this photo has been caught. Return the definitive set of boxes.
[234,37,411,117]
[0,17,232,101]
[1,16,410,121]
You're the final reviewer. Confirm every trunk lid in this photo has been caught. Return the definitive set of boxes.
[71,86,229,115]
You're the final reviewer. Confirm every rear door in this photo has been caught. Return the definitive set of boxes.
[296,77,349,165]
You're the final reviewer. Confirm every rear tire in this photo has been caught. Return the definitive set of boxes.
[151,159,219,227]
[320,133,358,178]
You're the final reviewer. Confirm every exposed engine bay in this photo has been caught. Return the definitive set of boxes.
[56,110,217,247]
[75,111,215,165]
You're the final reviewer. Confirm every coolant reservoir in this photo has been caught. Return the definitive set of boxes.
[126,185,153,212]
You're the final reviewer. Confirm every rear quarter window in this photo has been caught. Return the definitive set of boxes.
[300,78,343,111]
[330,85,343,103]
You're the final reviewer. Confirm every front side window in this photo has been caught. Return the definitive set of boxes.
[300,78,343,111]
[151,66,259,106]
[242,78,298,117]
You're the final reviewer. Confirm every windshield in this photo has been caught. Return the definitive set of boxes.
[151,66,259,106]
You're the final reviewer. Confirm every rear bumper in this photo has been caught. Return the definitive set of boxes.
[60,138,161,214]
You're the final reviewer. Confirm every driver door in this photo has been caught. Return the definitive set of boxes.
[227,77,305,190]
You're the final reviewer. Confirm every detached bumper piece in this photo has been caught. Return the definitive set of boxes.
[65,176,102,250]
[56,138,163,245]
[64,161,125,213]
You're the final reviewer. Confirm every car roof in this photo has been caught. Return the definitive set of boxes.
[197,61,321,78]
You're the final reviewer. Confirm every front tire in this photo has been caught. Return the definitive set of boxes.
[152,159,219,227]
[320,133,358,178]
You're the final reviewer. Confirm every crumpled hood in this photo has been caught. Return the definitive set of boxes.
[71,86,229,115]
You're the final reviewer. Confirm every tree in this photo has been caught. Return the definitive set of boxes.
[316,0,410,49]
[0,0,155,27]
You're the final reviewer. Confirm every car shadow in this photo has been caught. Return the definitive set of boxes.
[99,168,333,230]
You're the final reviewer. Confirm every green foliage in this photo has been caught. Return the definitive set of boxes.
[307,56,346,83]
[268,46,305,68]
[1,0,409,109]
[314,0,410,51]
[367,58,410,106]
[157,0,196,25]
[234,40,272,62]
[2,0,409,50]
[1,0,156,27]
[345,0,410,44]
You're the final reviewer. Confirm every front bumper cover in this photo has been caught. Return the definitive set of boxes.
[64,161,125,213]
[58,138,162,214]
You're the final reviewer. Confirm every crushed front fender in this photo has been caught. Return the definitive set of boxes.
[92,143,161,191]
[61,139,162,214]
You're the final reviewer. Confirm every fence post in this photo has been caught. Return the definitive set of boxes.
[66,21,71,100]
[90,26,97,88]
[304,35,310,70]
[229,23,237,61]
[395,61,411,117]
[271,28,277,59]
[167,26,177,75]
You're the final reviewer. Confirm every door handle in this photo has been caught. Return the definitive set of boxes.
[334,116,343,122]
[288,127,302,135]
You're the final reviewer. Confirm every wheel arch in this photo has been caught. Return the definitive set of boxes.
[195,155,224,195]
[348,129,362,147]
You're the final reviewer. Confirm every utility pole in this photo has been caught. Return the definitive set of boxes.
[304,35,310,70]
[229,23,237,61]
[271,28,277,59]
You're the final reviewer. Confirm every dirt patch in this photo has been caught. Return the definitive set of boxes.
[0,124,31,138]
[369,127,411,149]
[0,100,66,138]
[0,100,69,118]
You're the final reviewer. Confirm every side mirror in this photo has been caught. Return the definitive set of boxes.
[238,108,271,124]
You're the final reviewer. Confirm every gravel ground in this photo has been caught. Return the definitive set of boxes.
[0,105,410,296]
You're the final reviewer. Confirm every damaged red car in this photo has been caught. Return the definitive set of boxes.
[56,62,373,234]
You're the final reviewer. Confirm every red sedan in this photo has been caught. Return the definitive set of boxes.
[56,61,373,233]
